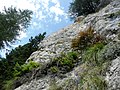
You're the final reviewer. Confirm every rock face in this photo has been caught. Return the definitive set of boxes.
[106,57,120,90]
[15,77,49,90]
[26,21,87,64]
[15,0,120,90]
[27,0,120,65]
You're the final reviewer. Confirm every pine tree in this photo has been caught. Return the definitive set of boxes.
[69,0,100,19]
[0,7,33,49]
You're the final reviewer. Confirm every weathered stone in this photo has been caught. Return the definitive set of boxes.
[15,0,120,90]
[106,57,120,90]
[27,0,120,65]
[99,42,120,61]
[15,77,49,90]
[74,15,85,23]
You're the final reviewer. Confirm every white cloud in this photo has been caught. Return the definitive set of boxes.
[0,0,66,20]
[17,31,27,40]
[0,0,68,37]
[30,0,66,22]
[0,0,35,11]
[50,6,64,16]
[15,0,35,10]
[33,22,37,27]
[54,16,61,22]
[0,0,67,23]
[0,0,70,57]
[51,0,58,4]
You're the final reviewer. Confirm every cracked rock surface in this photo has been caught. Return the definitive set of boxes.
[15,0,120,90]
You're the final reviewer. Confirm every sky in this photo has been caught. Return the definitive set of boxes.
[0,0,73,57]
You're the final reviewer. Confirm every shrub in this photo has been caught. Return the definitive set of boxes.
[79,71,107,90]
[78,56,108,90]
[21,61,40,73]
[67,52,78,60]
[71,26,109,90]
[3,77,18,90]
[13,63,22,77]
[69,0,100,19]
[69,0,111,19]
[83,42,105,64]
[51,51,79,73]
[60,57,73,67]
[71,26,105,50]
[54,52,78,68]
[3,79,14,90]
[71,26,94,49]
[13,61,40,77]
[77,40,108,90]
[3,61,41,90]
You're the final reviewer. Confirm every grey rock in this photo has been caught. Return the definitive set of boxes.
[27,0,120,65]
[106,57,120,90]
[99,42,120,61]
[15,0,120,90]
[15,77,49,90]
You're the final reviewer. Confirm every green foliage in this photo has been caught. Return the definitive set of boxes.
[71,33,108,90]
[3,77,18,90]
[0,33,46,90]
[13,63,22,77]
[83,43,105,64]
[67,51,78,60]
[3,79,14,90]
[50,66,59,74]
[59,57,73,67]
[54,51,78,68]
[69,0,100,19]
[29,32,46,49]
[48,51,79,74]
[13,61,40,77]
[0,7,33,49]
[79,62,108,90]
[2,61,40,90]
[0,59,14,80]
[6,32,46,65]
[0,32,45,90]
[21,61,40,73]
[77,42,108,90]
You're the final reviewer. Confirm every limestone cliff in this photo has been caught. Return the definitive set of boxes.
[15,0,120,90]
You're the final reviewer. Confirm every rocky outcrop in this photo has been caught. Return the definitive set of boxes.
[106,57,120,90]
[74,16,85,23]
[15,0,120,90]
[27,0,120,64]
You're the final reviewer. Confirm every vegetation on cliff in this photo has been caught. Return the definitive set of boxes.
[48,26,110,90]
[69,0,111,19]
[0,32,46,90]
[0,0,119,90]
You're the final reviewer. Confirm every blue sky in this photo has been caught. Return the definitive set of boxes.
[0,0,73,57]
